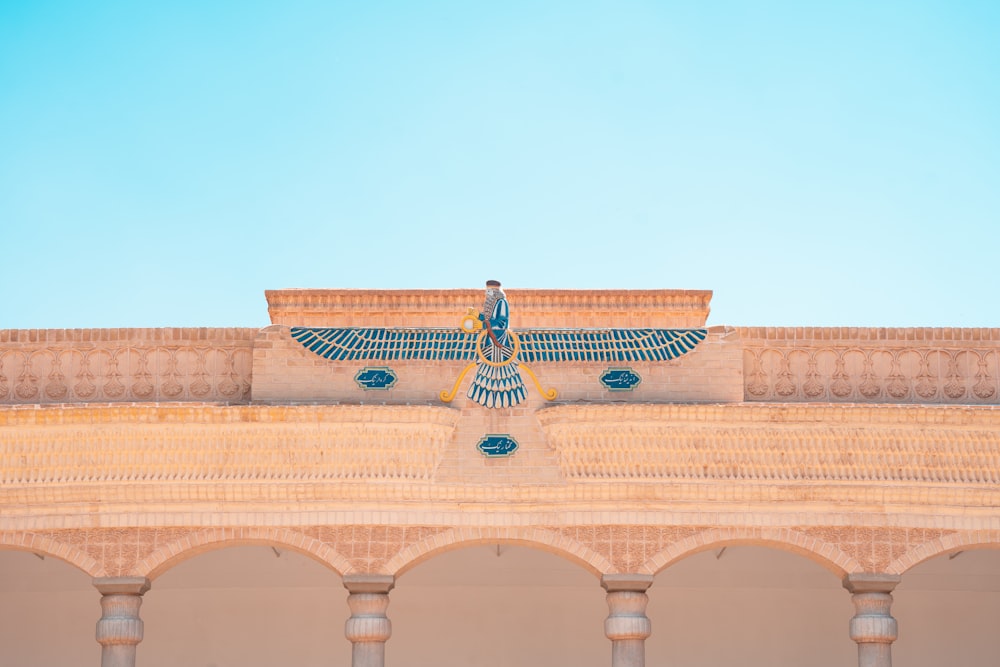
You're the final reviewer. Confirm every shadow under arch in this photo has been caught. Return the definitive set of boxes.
[0,532,101,578]
[641,527,859,577]
[889,530,1000,575]
[143,526,354,580]
[386,526,613,578]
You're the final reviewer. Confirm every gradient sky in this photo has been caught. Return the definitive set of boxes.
[2,1,998,329]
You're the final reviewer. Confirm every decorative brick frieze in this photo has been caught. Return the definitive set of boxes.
[3,403,1000,528]
[539,404,1000,484]
[796,527,955,573]
[12,525,451,578]
[556,526,703,573]
[0,405,458,486]
[3,524,998,581]
[0,328,254,404]
[740,327,1000,403]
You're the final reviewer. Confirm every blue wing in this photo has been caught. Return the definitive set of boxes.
[290,327,707,362]
[517,329,707,362]
[290,327,478,361]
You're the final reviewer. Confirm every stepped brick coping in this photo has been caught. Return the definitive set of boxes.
[265,288,713,328]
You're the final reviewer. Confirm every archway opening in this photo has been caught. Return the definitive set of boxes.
[0,548,98,666]
[894,547,1000,666]
[648,545,853,667]
[142,545,348,667]
[392,544,606,667]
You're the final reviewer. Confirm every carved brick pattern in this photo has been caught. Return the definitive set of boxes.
[887,528,1000,574]
[301,526,450,573]
[557,526,702,572]
[0,330,254,405]
[33,527,196,577]
[743,346,999,404]
[0,406,458,483]
[541,406,1000,483]
[0,530,102,575]
[6,525,991,579]
[23,525,450,577]
[798,527,955,573]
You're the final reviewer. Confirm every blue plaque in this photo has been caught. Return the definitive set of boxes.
[477,434,519,458]
[354,367,398,390]
[600,368,642,391]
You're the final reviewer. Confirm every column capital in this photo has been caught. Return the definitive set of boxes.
[842,574,901,595]
[94,577,150,667]
[843,573,899,666]
[93,577,151,596]
[343,574,395,595]
[601,574,654,593]
[344,575,394,667]
[603,573,653,666]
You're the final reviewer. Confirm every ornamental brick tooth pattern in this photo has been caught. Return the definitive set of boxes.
[539,405,1000,483]
[0,406,458,484]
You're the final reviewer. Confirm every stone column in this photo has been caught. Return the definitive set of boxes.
[93,577,151,667]
[344,574,395,667]
[601,574,654,667]
[843,574,901,667]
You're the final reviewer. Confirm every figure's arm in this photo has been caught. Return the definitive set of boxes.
[489,299,509,334]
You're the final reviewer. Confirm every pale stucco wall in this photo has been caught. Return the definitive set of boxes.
[2,545,999,667]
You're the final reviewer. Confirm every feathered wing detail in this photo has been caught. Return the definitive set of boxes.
[516,328,708,362]
[290,327,707,363]
[290,327,478,361]
[465,336,526,408]
[466,361,527,408]
[288,327,708,408]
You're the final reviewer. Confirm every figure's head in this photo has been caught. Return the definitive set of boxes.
[485,280,503,296]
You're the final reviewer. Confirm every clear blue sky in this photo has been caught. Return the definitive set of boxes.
[2,1,998,329]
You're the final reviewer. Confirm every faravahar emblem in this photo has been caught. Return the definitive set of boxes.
[290,280,707,408]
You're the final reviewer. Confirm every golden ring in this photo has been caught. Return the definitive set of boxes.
[475,330,521,368]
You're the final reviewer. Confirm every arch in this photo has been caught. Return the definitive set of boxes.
[641,527,859,577]
[889,529,1000,574]
[386,526,613,577]
[141,527,354,580]
[0,531,101,577]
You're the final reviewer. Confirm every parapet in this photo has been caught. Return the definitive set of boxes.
[265,288,713,328]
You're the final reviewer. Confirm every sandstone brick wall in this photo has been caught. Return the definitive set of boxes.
[2,291,1000,583]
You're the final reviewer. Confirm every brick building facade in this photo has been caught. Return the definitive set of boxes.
[1,288,998,667]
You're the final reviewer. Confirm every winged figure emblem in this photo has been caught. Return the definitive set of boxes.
[290,281,707,408]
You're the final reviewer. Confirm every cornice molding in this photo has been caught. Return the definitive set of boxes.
[265,288,712,328]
